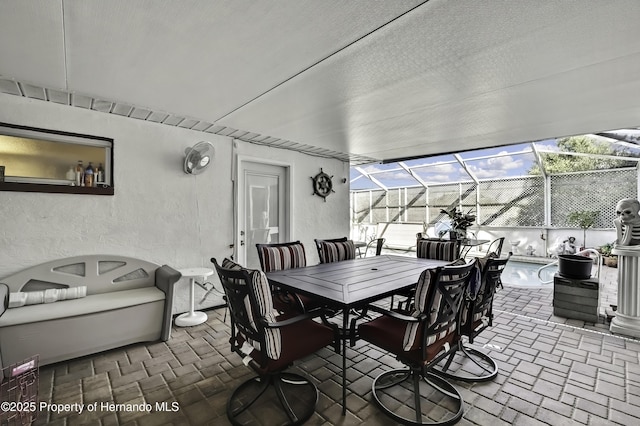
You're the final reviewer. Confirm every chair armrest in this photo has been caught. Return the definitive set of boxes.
[261,311,318,328]
[349,304,422,347]
[155,265,182,341]
[261,307,338,329]
[261,311,341,353]
[366,304,421,323]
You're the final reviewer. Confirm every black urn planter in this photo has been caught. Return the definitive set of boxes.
[558,254,593,279]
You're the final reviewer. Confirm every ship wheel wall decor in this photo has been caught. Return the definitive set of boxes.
[311,168,335,202]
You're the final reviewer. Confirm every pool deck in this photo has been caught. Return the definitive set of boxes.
[496,258,618,336]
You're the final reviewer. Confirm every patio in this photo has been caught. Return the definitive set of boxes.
[1,4,639,425]
[29,263,640,426]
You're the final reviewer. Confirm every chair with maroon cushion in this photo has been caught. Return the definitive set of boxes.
[314,237,356,264]
[357,259,477,426]
[212,258,338,426]
[392,236,462,311]
[416,237,461,261]
[433,254,510,382]
[315,237,368,321]
[256,241,322,313]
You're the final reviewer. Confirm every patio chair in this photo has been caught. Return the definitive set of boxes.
[315,237,368,320]
[363,237,385,257]
[256,241,322,313]
[433,254,510,382]
[485,237,505,258]
[416,237,461,261]
[357,259,478,426]
[314,237,356,263]
[212,258,339,426]
[391,237,461,311]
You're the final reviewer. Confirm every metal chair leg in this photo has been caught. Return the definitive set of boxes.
[433,341,498,382]
[227,372,318,426]
[371,368,464,426]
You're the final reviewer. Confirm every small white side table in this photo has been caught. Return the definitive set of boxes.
[175,267,214,327]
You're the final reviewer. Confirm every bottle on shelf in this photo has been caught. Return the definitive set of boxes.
[96,163,105,184]
[75,160,84,186]
[65,166,76,184]
[84,162,94,188]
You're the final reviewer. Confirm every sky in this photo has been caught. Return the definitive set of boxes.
[350,131,640,190]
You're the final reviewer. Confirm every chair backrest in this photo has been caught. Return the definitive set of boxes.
[402,260,477,356]
[212,258,282,362]
[366,237,385,256]
[486,237,505,257]
[416,238,460,261]
[256,241,307,272]
[463,255,510,342]
[314,237,356,264]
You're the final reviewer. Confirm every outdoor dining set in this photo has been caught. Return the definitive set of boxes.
[211,234,509,426]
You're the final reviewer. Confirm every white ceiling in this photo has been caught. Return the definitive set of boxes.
[1,0,639,164]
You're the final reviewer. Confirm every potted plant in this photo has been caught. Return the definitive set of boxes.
[567,210,599,249]
[440,207,476,240]
[599,242,618,267]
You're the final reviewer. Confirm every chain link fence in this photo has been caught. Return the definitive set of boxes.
[351,168,637,229]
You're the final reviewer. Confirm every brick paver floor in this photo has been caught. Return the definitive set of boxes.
[29,263,640,425]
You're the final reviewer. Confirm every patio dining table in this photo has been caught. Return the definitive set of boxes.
[265,254,449,414]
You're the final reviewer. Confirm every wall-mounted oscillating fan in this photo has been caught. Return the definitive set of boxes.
[184,141,214,175]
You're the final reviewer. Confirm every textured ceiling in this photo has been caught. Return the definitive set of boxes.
[1,0,639,164]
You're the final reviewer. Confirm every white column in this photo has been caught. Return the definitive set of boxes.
[610,247,640,338]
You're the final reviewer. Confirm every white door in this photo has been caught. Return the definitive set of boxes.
[237,160,289,269]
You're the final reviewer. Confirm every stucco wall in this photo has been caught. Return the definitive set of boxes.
[0,93,350,313]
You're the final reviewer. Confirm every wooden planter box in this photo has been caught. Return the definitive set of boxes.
[553,273,600,323]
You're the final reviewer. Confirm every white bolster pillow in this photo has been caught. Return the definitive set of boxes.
[9,286,87,308]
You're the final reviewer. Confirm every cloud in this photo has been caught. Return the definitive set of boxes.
[471,167,505,179]
[382,171,414,181]
[533,141,559,152]
[484,153,522,170]
[469,153,525,178]
[356,165,416,183]
[409,163,460,182]
[360,164,385,173]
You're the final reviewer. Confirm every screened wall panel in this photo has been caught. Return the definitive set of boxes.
[427,184,462,221]
[387,189,400,206]
[351,172,636,228]
[406,188,427,222]
[550,169,636,228]
[352,191,372,224]
[351,138,640,231]
[459,182,477,216]
[478,177,545,226]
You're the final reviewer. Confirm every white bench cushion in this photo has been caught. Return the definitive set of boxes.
[0,287,164,327]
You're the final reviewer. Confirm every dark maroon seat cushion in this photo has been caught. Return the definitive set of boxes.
[359,315,455,366]
[241,318,335,374]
